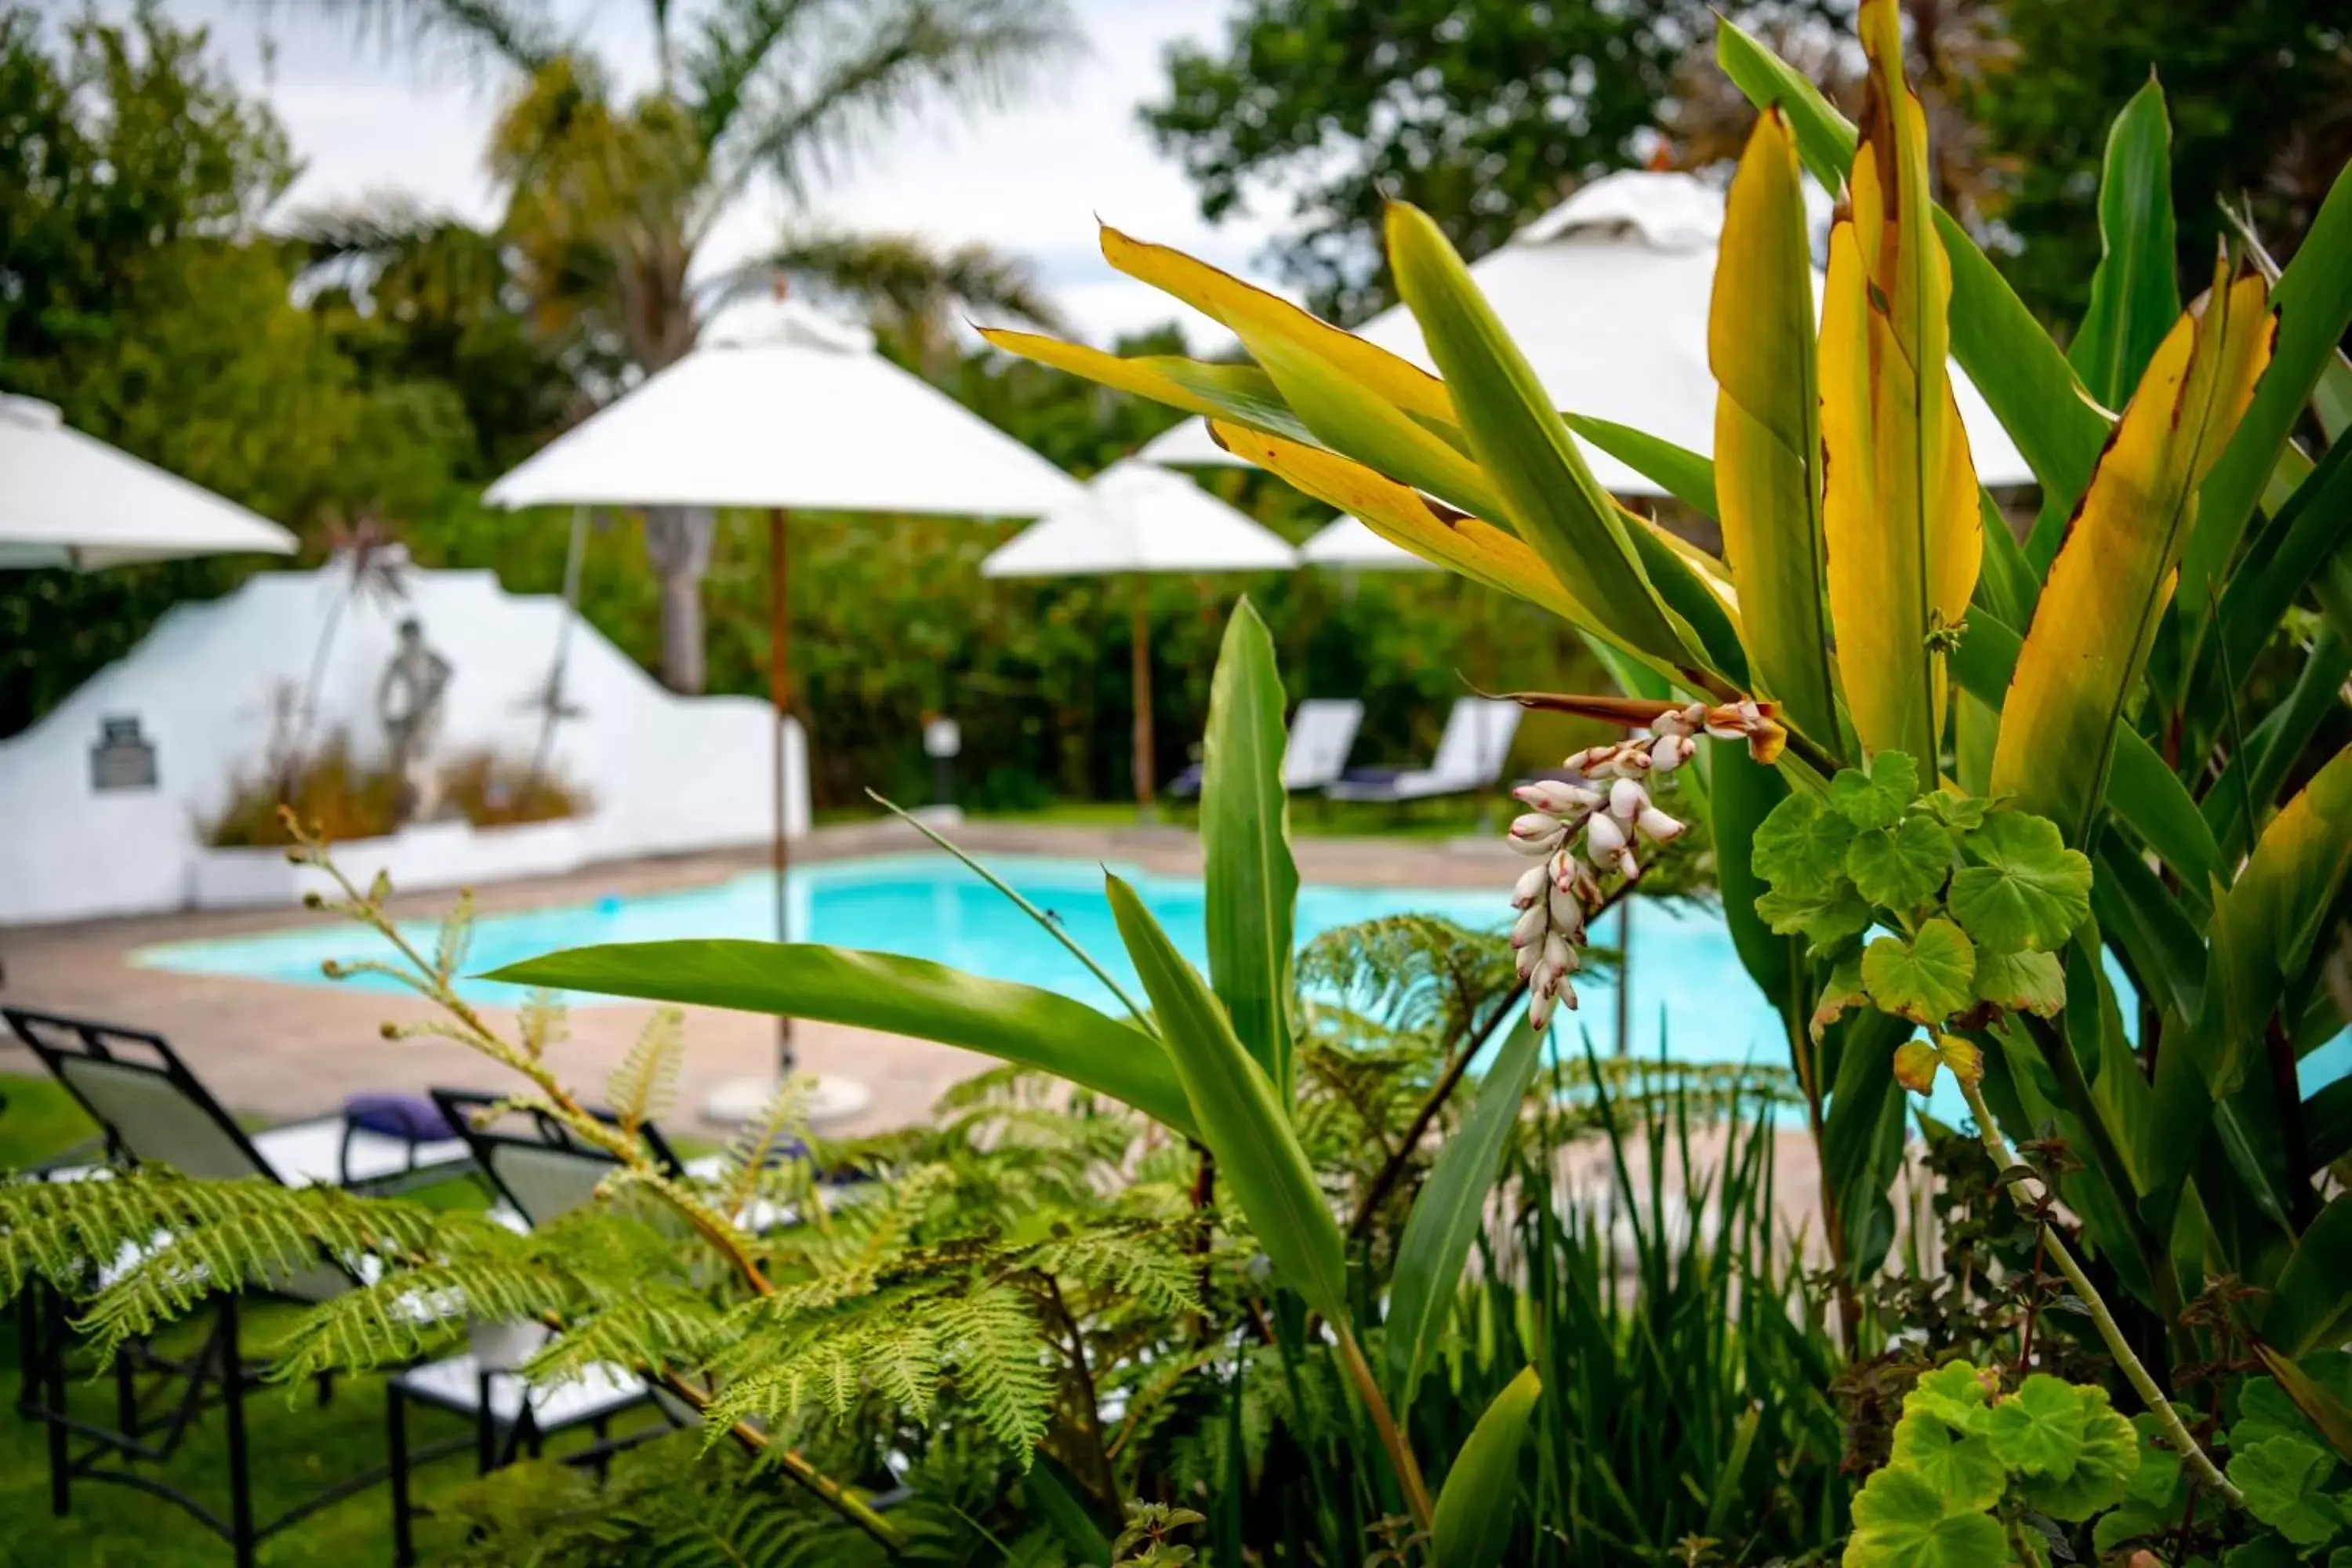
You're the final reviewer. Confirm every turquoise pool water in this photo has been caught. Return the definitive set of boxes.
[132,853,1789,1065]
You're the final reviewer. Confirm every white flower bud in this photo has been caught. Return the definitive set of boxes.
[1587,811,1628,866]
[1652,709,1695,739]
[1611,847,1641,880]
[1542,931,1575,975]
[1613,745,1653,775]
[1529,987,1555,1031]
[1609,778,1650,824]
[1511,904,1548,949]
[1553,850,1599,903]
[1512,864,1549,908]
[1515,779,1603,817]
[1649,733,1695,772]
[1636,806,1686,843]
[1547,883,1584,935]
[1563,745,1614,775]
[1508,812,1566,855]
[1515,942,1537,980]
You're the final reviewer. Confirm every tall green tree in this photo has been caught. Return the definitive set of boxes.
[294,0,1083,693]
[1141,0,1833,324]
[0,4,437,737]
[1975,0,2352,323]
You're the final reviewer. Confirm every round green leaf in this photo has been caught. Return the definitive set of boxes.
[1947,811,2093,954]
[1970,949,2067,1017]
[2019,1403,2138,1520]
[1892,1411,2005,1512]
[1905,1362,1996,1435]
[1755,793,1859,897]
[1829,751,1922,829]
[1862,920,1978,1025]
[2229,1436,2352,1546]
[1987,1375,2092,1479]
[1756,882,1874,951]
[1846,1467,2008,1568]
[1847,816,1956,911]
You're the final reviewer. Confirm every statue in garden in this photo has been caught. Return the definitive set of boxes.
[378,616,451,826]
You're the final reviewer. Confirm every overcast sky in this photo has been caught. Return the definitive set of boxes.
[138,0,1276,344]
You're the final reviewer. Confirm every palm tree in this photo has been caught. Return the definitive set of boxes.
[289,0,1081,691]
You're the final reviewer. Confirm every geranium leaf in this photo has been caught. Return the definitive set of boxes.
[1812,952,1871,1040]
[1987,1375,2092,1479]
[1755,793,1858,897]
[1829,751,1922,829]
[2125,1411,2187,1511]
[2016,1393,2140,1521]
[1863,920,1977,1025]
[1894,1038,1941,1095]
[1920,792,1993,831]
[2228,1436,2351,1545]
[1906,1362,1996,1434]
[1846,815,1955,910]
[1892,1411,2005,1512]
[1757,883,1875,952]
[1845,1467,2008,1568]
[1971,949,2067,1017]
[1948,811,2093,953]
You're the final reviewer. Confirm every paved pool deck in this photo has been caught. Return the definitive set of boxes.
[0,818,1833,1231]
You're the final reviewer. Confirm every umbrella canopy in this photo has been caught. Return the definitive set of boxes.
[982,459,1296,579]
[1143,170,2035,492]
[1298,514,1433,572]
[485,299,1082,515]
[0,394,296,569]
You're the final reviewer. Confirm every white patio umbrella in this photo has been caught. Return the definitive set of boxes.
[0,394,296,568]
[485,296,1083,1119]
[1143,169,2036,492]
[982,459,1297,814]
[1299,514,1433,572]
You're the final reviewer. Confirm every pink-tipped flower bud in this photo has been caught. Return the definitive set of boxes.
[1512,864,1549,908]
[1542,931,1575,976]
[1649,733,1695,772]
[1508,812,1566,855]
[1553,849,1599,903]
[1587,811,1628,867]
[1547,883,1584,938]
[1511,905,1548,949]
[1515,942,1538,980]
[1636,806,1686,843]
[1609,778,1649,824]
[1515,779,1603,817]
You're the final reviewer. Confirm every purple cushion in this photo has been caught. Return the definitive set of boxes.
[344,1093,456,1143]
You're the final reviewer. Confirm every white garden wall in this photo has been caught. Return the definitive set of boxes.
[0,564,808,925]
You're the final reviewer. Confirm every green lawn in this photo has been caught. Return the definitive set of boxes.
[0,1074,659,1566]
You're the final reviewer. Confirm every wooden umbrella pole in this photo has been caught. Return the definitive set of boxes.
[1131,579,1155,817]
[769,506,796,1069]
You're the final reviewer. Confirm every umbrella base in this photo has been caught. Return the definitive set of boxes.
[699,1073,872,1131]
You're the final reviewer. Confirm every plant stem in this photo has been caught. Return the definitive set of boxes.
[1334,1322,1433,1530]
[1955,1077,2241,1506]
[656,1371,907,1550]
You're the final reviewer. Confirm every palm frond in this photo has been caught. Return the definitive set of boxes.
[704,0,1080,205]
[289,0,564,75]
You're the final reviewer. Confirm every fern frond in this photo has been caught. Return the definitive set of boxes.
[931,1281,1056,1459]
[606,1007,684,1134]
[717,1074,815,1218]
[1297,913,1521,1040]
[434,890,477,984]
[518,987,568,1058]
[1017,1222,1198,1318]
[0,1171,498,1350]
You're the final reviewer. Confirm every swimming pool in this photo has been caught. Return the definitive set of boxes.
[132,853,1792,1069]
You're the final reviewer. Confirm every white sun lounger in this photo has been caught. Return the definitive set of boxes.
[1323,697,1523,804]
[1167,697,1366,800]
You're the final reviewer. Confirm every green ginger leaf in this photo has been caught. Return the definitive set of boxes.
[1970,949,2067,1017]
[1759,882,1875,951]
[1847,815,1956,911]
[1755,792,1860,896]
[1863,920,1978,1025]
[2230,1436,2351,1545]
[1843,1467,2008,1568]
[1891,1410,2005,1512]
[1829,751,1922,829]
[1947,812,2092,954]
